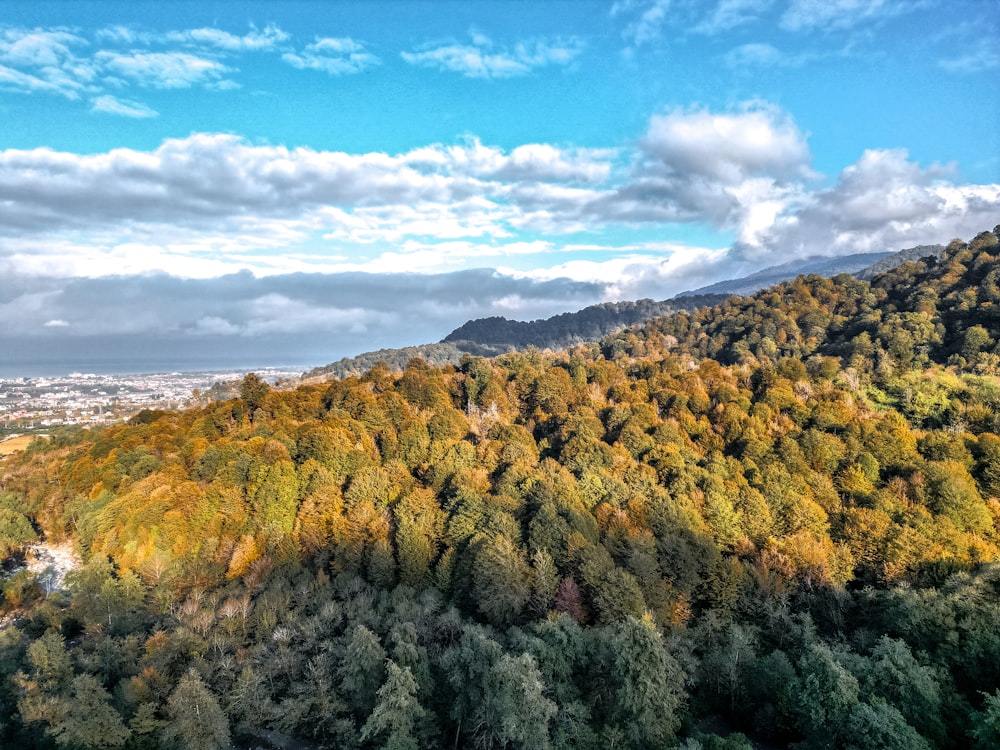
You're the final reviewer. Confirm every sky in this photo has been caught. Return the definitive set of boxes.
[1,0,998,374]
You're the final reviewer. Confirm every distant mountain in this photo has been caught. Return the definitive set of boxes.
[303,243,947,381]
[302,342,467,381]
[856,243,945,280]
[676,252,892,298]
[442,295,727,355]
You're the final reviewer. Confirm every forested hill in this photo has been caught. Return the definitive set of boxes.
[0,228,999,749]
[675,251,893,298]
[303,295,727,381]
[604,231,997,382]
[307,241,942,382]
[442,294,727,354]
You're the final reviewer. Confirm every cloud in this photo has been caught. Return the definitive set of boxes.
[90,94,158,118]
[282,37,380,75]
[503,243,734,300]
[0,134,616,245]
[573,104,816,242]
[694,0,776,35]
[0,269,609,369]
[166,24,289,52]
[780,0,909,32]
[401,33,583,78]
[0,27,95,98]
[938,39,1000,74]
[641,104,813,183]
[611,0,673,47]
[0,108,995,313]
[723,43,804,68]
[95,50,233,88]
[0,24,293,112]
[0,28,87,68]
[739,148,1000,259]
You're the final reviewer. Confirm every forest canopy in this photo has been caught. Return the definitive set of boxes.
[1,227,1000,749]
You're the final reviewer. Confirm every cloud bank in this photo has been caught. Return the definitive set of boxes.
[1,102,996,369]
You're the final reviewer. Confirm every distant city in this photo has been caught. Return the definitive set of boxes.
[0,368,305,433]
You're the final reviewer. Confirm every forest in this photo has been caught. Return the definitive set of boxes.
[1,227,999,749]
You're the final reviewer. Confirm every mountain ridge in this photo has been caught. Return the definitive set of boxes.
[304,241,948,381]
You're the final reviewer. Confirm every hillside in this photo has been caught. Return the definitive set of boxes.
[0,228,998,749]
[307,242,944,384]
[676,251,892,297]
[442,294,727,354]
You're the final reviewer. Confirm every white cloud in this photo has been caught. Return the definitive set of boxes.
[95,50,233,88]
[694,0,775,35]
[503,243,733,299]
[0,24,296,109]
[0,134,618,246]
[0,28,95,98]
[741,148,1000,259]
[0,110,995,300]
[166,24,289,52]
[43,319,69,327]
[282,37,380,75]
[612,0,673,47]
[723,43,812,68]
[780,0,908,32]
[641,104,813,183]
[0,28,86,68]
[401,34,583,78]
[90,94,158,118]
[938,39,1000,74]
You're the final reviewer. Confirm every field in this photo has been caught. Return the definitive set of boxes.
[0,435,35,457]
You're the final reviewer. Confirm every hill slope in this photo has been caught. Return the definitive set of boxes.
[307,242,946,382]
[0,228,998,749]
[676,251,892,297]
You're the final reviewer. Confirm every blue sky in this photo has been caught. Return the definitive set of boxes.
[1,0,998,372]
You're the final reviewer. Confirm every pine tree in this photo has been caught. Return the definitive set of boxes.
[161,668,230,750]
[50,674,130,749]
[360,661,426,750]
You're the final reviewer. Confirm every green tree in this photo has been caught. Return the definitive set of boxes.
[489,653,557,750]
[472,534,531,628]
[161,669,230,750]
[239,373,270,415]
[0,508,37,557]
[601,616,685,747]
[360,661,427,750]
[842,698,930,750]
[862,636,944,744]
[341,625,387,718]
[793,644,860,748]
[50,674,130,749]
[970,689,1000,750]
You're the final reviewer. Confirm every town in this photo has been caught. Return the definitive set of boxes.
[0,368,304,433]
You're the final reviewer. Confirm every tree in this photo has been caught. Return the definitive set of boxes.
[161,669,230,750]
[472,534,531,627]
[489,653,557,749]
[0,508,37,557]
[963,325,994,361]
[793,644,860,747]
[49,674,130,749]
[341,625,387,718]
[601,616,685,747]
[862,636,944,745]
[239,373,270,415]
[842,698,930,750]
[360,661,427,750]
[970,689,1000,750]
